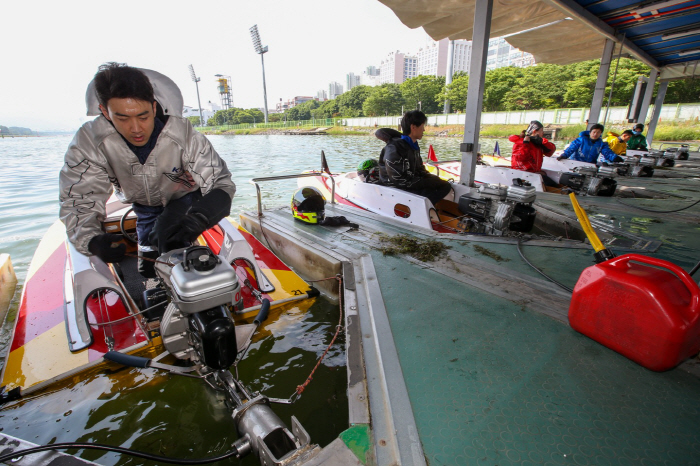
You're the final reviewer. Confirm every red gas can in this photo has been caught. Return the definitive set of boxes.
[569,254,700,371]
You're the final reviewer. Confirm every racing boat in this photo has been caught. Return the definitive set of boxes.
[0,194,321,464]
[301,155,539,236]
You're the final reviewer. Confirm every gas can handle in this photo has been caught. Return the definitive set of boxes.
[606,254,700,307]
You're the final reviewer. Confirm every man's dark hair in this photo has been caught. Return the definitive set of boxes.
[94,62,155,107]
[622,130,634,136]
[400,110,428,135]
[590,123,605,132]
[634,123,644,131]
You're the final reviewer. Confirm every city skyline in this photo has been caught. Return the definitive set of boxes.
[1,0,535,131]
[1,0,434,131]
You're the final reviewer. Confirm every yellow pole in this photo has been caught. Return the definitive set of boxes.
[569,193,606,253]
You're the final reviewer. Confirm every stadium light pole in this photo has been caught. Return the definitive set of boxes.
[249,24,269,123]
[189,65,204,127]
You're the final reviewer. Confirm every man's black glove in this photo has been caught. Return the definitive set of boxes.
[88,233,126,263]
[613,155,625,163]
[159,212,209,252]
[150,189,232,254]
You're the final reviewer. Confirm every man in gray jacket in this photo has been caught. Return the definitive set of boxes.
[59,63,236,276]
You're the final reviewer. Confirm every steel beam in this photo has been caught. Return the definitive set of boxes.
[444,40,455,114]
[543,0,660,70]
[646,79,669,144]
[637,68,659,124]
[589,39,615,127]
[460,0,493,187]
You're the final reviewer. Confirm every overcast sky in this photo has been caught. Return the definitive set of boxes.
[1,0,434,131]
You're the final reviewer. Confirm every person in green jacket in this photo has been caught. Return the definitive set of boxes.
[627,123,648,151]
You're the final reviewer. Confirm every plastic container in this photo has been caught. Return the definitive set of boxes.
[569,254,700,371]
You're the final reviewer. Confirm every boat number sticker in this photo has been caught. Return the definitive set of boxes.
[292,289,304,296]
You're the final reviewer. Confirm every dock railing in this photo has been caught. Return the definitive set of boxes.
[250,172,335,217]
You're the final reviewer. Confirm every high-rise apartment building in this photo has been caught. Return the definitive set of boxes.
[380,51,418,84]
[317,89,328,101]
[417,39,473,77]
[346,73,361,92]
[329,82,344,100]
[486,37,535,71]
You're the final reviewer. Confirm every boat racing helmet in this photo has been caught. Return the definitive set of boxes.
[292,186,326,224]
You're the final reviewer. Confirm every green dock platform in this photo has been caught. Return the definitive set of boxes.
[241,163,700,465]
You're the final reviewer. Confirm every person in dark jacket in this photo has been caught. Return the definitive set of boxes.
[377,111,452,206]
[558,123,622,164]
[627,123,648,151]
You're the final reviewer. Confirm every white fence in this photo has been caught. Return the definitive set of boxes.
[342,103,700,127]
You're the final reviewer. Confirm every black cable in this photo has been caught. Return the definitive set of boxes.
[516,238,574,293]
[0,442,240,465]
[615,198,700,213]
[690,260,700,277]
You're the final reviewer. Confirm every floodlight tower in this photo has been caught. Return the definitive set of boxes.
[215,74,233,110]
[188,64,204,126]
[249,24,269,123]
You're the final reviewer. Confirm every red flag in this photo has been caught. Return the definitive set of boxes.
[321,150,331,175]
[428,145,438,162]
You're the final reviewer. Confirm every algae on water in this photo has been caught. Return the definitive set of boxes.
[377,234,450,262]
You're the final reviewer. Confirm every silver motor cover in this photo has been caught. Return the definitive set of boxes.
[156,246,242,314]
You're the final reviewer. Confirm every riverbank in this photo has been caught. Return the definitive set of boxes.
[202,122,700,143]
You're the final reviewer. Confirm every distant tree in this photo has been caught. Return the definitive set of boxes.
[187,116,201,126]
[605,58,651,106]
[437,74,469,112]
[336,85,373,117]
[502,63,574,110]
[400,75,445,114]
[311,99,339,119]
[363,84,404,116]
[666,78,700,104]
[483,67,524,111]
[235,110,254,124]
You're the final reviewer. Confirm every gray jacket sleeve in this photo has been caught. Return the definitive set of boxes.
[58,137,113,255]
[183,125,236,199]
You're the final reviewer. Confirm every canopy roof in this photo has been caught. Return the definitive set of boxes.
[379,0,700,78]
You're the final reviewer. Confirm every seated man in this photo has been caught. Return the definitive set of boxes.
[627,123,648,151]
[558,123,622,164]
[376,110,452,206]
[59,63,236,276]
[603,130,633,155]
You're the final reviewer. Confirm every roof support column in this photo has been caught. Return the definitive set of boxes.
[637,68,659,125]
[646,79,668,146]
[459,0,493,187]
[588,39,615,129]
[444,40,456,114]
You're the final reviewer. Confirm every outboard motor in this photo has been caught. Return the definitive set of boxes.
[622,153,655,177]
[457,182,537,235]
[595,166,619,197]
[153,246,317,465]
[664,145,689,160]
[557,166,617,196]
[155,246,243,367]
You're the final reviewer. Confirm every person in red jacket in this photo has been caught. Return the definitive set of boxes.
[509,120,557,186]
